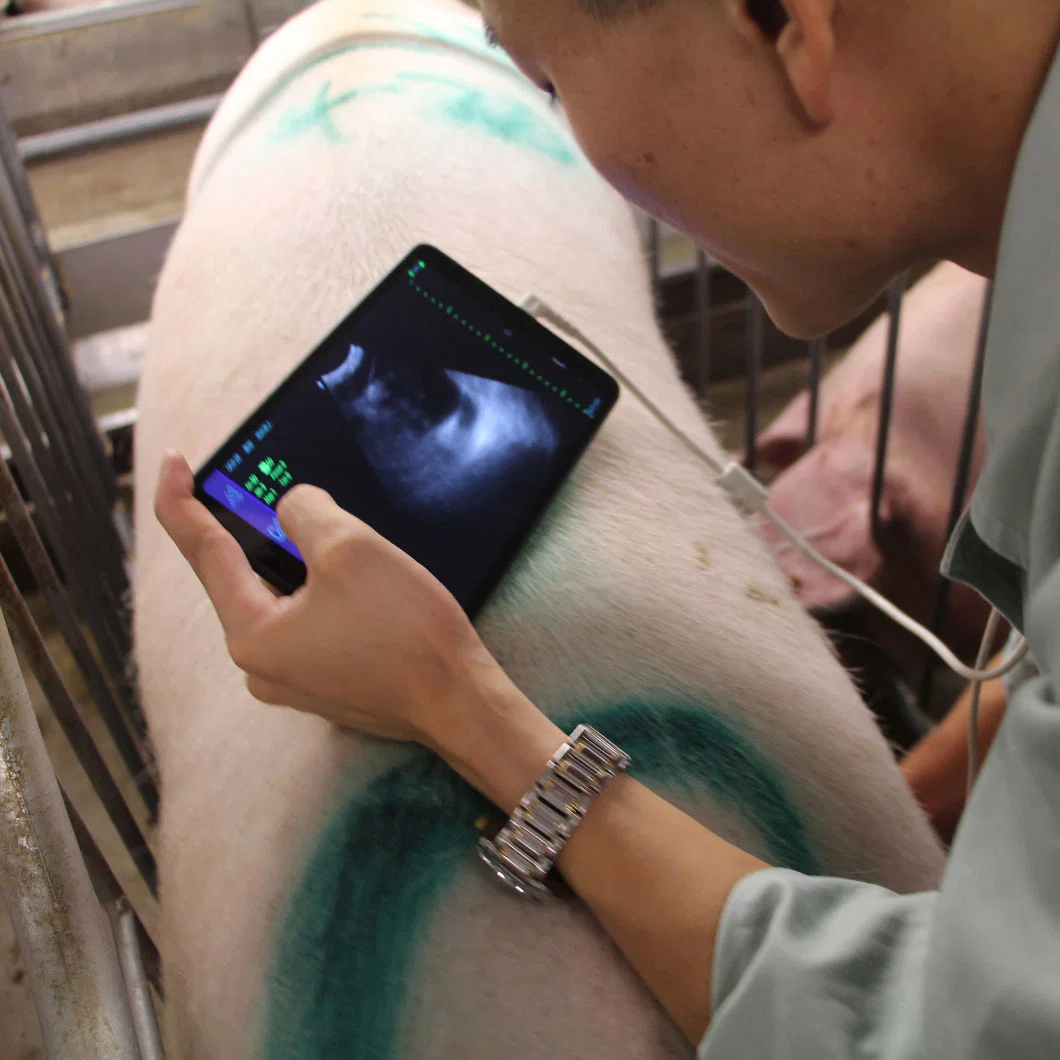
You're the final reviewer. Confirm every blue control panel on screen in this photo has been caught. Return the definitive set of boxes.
[202,470,304,562]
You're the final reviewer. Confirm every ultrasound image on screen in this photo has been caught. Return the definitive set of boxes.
[318,342,561,521]
[201,255,611,611]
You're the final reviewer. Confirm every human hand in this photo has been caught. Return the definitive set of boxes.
[153,451,499,750]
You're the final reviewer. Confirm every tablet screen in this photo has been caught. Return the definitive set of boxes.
[195,245,618,614]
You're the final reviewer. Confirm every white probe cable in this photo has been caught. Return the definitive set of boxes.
[520,294,1029,686]
[967,608,1002,796]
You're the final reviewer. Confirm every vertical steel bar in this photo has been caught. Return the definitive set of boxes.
[0,549,157,891]
[0,373,143,748]
[0,452,157,814]
[806,335,826,450]
[0,107,115,499]
[695,250,712,397]
[0,238,118,542]
[0,246,130,607]
[870,274,909,542]
[63,790,160,990]
[918,281,996,708]
[648,219,661,298]
[0,125,150,792]
[0,611,142,1060]
[745,290,765,474]
[0,232,115,522]
[0,180,133,683]
[0,211,120,521]
[0,103,64,325]
[112,900,165,1060]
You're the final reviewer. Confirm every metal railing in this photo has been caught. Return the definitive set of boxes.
[647,219,992,731]
[0,97,161,1059]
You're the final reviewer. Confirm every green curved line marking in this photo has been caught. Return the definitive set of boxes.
[272,79,404,142]
[265,702,816,1060]
[194,29,557,195]
[271,67,578,165]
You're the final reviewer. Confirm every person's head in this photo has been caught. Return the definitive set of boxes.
[481,0,1060,337]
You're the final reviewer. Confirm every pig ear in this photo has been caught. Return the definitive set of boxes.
[755,392,811,471]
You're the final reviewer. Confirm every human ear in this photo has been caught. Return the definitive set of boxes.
[774,0,837,125]
[731,0,838,125]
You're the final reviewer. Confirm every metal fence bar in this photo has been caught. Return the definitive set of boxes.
[0,547,157,891]
[806,335,826,450]
[0,120,138,730]
[0,365,149,753]
[648,218,661,297]
[870,274,908,541]
[0,610,142,1059]
[0,447,157,815]
[0,284,130,637]
[0,100,63,321]
[0,224,130,603]
[19,94,222,164]
[745,290,765,474]
[112,900,165,1060]
[0,150,147,752]
[917,281,996,707]
[62,788,160,988]
[0,220,123,530]
[0,106,115,502]
[695,250,712,396]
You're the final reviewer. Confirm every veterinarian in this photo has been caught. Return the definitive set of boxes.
[156,0,1060,1054]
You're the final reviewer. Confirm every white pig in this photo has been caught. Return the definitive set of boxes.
[134,2,945,1058]
[755,263,993,690]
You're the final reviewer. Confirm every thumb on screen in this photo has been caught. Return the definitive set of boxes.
[276,484,363,561]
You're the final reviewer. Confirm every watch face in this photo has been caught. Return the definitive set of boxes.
[477,841,552,901]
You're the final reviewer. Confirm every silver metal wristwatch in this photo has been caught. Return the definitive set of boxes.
[477,724,630,900]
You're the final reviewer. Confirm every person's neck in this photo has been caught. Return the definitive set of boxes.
[928,1,1060,277]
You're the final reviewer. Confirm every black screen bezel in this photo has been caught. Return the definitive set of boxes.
[193,244,619,617]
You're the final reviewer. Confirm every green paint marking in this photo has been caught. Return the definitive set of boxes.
[437,80,577,166]
[272,79,402,143]
[271,65,578,165]
[265,702,816,1060]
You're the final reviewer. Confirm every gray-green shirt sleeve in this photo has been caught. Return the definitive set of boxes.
[700,648,1060,1058]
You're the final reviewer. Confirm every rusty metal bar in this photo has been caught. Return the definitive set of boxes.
[870,274,908,542]
[0,610,143,1059]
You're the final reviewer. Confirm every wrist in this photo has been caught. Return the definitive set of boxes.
[423,652,564,813]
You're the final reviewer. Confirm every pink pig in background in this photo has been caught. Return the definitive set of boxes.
[754,262,993,734]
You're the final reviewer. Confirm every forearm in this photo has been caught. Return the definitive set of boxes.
[900,666,1008,841]
[432,665,767,1044]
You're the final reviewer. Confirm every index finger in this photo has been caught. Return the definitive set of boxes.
[155,450,278,633]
